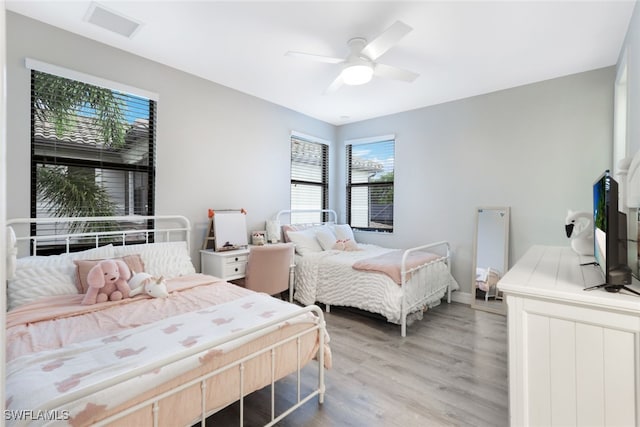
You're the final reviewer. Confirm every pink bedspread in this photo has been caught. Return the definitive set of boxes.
[351,250,440,284]
[6,273,331,426]
[6,292,327,426]
[6,273,252,362]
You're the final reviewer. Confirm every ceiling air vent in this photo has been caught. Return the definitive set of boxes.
[85,2,142,38]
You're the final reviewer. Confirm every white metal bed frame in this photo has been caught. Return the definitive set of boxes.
[7,215,192,256]
[6,215,327,426]
[276,209,453,337]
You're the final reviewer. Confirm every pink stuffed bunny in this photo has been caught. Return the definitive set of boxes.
[82,259,132,305]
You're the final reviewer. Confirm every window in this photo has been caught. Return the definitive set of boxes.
[347,137,394,232]
[31,68,156,245]
[290,135,328,224]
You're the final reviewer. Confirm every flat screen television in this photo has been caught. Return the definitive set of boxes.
[592,170,632,290]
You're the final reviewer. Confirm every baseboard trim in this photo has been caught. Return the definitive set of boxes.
[451,290,472,305]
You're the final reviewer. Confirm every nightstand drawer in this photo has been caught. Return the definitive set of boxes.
[225,262,246,277]
[224,254,247,264]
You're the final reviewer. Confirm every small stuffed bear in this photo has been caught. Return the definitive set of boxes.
[332,238,359,251]
[82,259,132,305]
[129,272,169,299]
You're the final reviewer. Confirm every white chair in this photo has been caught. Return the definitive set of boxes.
[483,267,502,301]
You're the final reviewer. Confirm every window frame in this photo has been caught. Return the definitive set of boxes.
[346,135,395,233]
[290,133,329,224]
[29,63,157,252]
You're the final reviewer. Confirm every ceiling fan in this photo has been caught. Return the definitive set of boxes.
[285,20,419,93]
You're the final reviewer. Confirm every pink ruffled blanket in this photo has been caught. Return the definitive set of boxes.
[351,250,441,284]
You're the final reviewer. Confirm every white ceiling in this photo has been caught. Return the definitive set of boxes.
[6,1,636,125]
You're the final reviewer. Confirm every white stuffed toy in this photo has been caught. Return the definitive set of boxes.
[565,210,594,256]
[128,272,169,299]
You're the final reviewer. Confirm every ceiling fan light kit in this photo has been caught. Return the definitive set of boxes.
[342,64,374,85]
[285,20,419,93]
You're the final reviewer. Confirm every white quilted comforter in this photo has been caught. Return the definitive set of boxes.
[294,244,458,324]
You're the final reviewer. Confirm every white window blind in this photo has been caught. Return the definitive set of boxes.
[347,138,395,232]
[31,69,156,248]
[290,135,328,224]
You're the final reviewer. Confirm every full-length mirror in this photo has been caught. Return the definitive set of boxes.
[472,207,509,314]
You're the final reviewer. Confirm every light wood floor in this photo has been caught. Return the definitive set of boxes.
[204,302,508,427]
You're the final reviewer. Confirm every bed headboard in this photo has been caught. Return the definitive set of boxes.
[7,215,191,258]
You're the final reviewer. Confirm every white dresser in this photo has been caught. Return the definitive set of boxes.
[498,246,640,426]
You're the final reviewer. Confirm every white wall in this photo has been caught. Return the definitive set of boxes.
[5,12,335,267]
[1,0,7,413]
[616,0,640,279]
[619,1,640,156]
[336,68,615,298]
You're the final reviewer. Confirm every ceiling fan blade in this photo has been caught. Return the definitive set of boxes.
[285,51,344,64]
[361,20,412,60]
[324,73,344,94]
[374,63,419,82]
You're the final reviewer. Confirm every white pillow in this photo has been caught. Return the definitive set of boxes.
[8,265,79,311]
[333,224,356,242]
[315,227,338,251]
[7,244,115,311]
[286,229,323,256]
[112,241,195,278]
[6,226,17,280]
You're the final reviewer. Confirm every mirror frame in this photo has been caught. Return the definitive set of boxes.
[628,208,639,280]
[471,206,509,315]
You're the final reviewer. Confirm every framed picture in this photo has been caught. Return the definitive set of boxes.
[251,230,266,245]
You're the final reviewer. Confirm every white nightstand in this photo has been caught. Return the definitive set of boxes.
[200,246,296,302]
[200,248,248,281]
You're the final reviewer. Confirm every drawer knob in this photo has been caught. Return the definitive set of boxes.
[234,267,238,272]
[234,257,239,262]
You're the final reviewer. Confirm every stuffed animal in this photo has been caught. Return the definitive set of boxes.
[129,272,169,299]
[565,210,594,256]
[332,238,359,251]
[82,259,132,305]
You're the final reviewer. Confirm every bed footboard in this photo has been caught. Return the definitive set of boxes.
[400,241,452,337]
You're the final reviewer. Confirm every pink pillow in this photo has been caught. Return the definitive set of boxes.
[74,254,145,293]
[281,224,313,243]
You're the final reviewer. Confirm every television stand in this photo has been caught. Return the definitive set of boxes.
[606,284,640,296]
[579,261,598,267]
[584,282,640,296]
[581,264,636,295]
